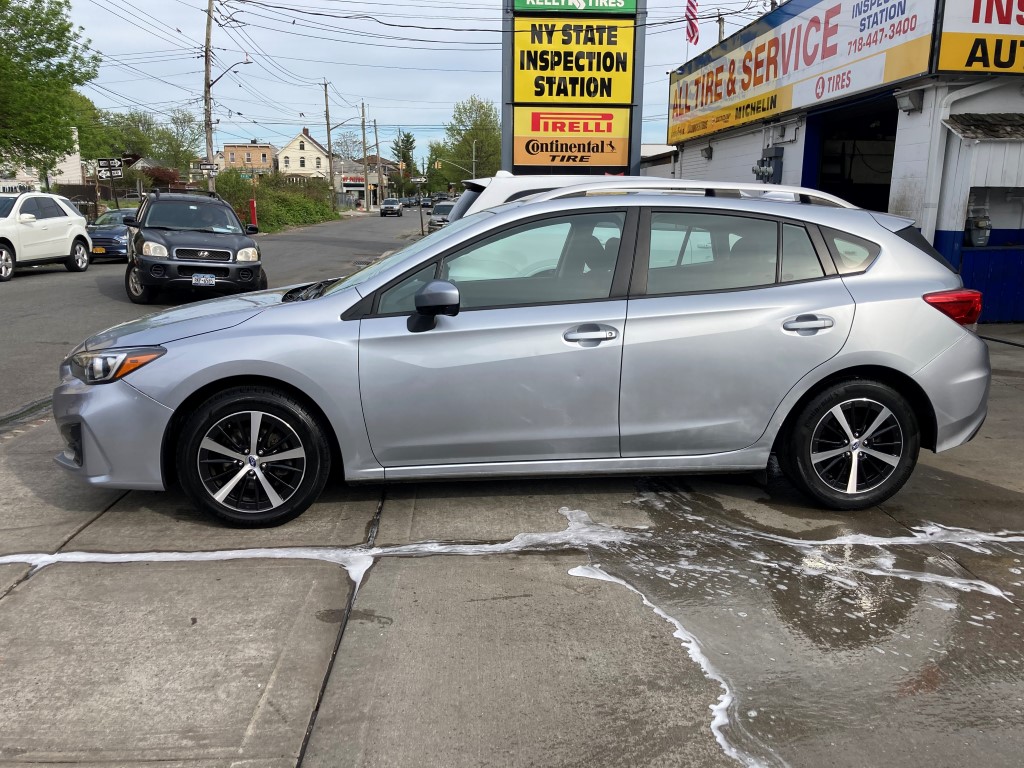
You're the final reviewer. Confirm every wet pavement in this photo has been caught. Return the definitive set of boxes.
[0,330,1022,767]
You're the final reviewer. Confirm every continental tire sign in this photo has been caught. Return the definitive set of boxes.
[938,0,1024,72]
[504,0,640,174]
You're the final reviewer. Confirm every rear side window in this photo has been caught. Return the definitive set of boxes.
[896,226,955,271]
[821,227,881,274]
[781,224,825,282]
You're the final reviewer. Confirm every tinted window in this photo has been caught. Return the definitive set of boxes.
[897,226,954,271]
[143,201,243,233]
[821,227,881,274]
[781,224,825,282]
[646,213,777,295]
[19,198,41,217]
[432,203,455,217]
[440,212,625,310]
[378,262,438,314]
[446,188,479,221]
[58,197,80,215]
[38,198,66,219]
[0,198,15,217]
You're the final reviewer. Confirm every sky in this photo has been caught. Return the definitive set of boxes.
[68,0,776,165]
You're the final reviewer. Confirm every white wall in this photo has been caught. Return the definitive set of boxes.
[680,126,763,182]
[889,85,941,222]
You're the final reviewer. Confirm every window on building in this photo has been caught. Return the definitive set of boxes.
[316,157,321,169]
[229,152,235,163]
[299,141,305,150]
[284,156,290,168]
[245,152,251,163]
[261,153,267,163]
[300,157,306,168]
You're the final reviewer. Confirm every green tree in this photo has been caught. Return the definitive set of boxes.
[442,95,501,184]
[67,92,116,162]
[104,110,159,159]
[151,110,204,175]
[0,0,99,172]
[389,129,416,196]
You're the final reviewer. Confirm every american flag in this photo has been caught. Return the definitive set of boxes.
[685,0,699,44]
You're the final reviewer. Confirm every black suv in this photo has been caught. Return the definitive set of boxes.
[124,191,266,304]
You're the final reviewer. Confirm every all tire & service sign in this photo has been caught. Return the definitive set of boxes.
[505,0,643,173]
[667,0,936,143]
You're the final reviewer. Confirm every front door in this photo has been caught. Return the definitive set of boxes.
[619,210,855,456]
[359,211,630,468]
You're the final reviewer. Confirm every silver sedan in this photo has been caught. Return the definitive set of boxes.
[54,191,990,526]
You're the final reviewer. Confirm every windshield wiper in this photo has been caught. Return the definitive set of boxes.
[281,279,339,302]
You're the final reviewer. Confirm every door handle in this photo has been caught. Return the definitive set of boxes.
[563,326,618,343]
[783,316,834,331]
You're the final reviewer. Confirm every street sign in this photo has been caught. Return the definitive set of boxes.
[411,176,427,184]
[96,168,123,180]
[199,162,217,171]
[97,158,124,169]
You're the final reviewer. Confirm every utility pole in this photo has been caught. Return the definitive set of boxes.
[718,13,726,42]
[472,139,477,179]
[373,119,382,206]
[203,0,215,192]
[361,102,369,211]
[324,81,335,211]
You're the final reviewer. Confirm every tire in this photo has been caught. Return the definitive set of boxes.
[65,239,90,272]
[380,212,385,217]
[176,386,331,527]
[125,262,156,304]
[257,269,268,290]
[399,209,403,217]
[783,380,920,511]
[0,244,14,282]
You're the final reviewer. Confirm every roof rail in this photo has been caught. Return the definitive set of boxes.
[528,179,856,208]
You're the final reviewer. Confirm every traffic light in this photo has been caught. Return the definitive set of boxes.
[434,160,442,169]
[398,161,405,170]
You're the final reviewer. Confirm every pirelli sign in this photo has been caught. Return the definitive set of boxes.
[504,0,641,173]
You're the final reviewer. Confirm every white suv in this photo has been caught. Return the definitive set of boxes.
[0,193,92,282]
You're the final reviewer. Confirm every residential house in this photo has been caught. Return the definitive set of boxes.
[277,128,329,177]
[222,140,277,175]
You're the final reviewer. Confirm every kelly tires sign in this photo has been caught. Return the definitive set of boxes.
[667,0,935,143]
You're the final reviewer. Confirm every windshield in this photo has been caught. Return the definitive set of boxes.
[94,211,128,225]
[142,201,243,233]
[384,199,399,205]
[0,198,15,217]
[433,203,455,216]
[323,210,496,296]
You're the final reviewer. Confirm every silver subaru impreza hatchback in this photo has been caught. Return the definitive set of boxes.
[54,186,990,526]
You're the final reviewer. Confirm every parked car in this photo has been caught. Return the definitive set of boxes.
[380,198,403,217]
[123,190,265,304]
[87,208,137,261]
[421,198,433,209]
[0,192,91,282]
[54,186,989,527]
[427,202,455,232]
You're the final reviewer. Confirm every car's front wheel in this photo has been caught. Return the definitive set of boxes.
[176,386,331,527]
[783,380,920,511]
[65,239,90,272]
[125,262,157,304]
[0,245,14,282]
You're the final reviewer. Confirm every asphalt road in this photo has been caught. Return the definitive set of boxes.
[0,211,422,418]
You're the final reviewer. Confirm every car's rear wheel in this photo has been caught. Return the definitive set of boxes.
[65,239,90,272]
[177,386,331,527]
[125,263,157,304]
[0,245,14,282]
[783,380,919,511]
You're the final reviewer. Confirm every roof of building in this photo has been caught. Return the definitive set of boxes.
[945,113,1024,141]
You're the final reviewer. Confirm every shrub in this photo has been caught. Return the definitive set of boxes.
[215,169,336,233]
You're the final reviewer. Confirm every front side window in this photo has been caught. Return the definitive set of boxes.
[646,212,778,295]
[439,212,625,310]
[19,198,42,218]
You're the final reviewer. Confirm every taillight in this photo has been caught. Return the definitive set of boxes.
[923,289,983,326]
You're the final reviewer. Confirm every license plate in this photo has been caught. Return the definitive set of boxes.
[91,246,105,254]
[192,274,216,287]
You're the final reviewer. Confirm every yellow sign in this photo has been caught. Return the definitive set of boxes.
[513,106,630,166]
[514,16,635,104]
[939,1,1024,73]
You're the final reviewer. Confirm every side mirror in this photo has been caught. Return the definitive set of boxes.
[19,213,36,223]
[246,224,259,234]
[122,216,137,226]
[415,280,459,317]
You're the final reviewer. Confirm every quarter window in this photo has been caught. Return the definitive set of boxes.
[646,213,777,295]
[821,227,881,274]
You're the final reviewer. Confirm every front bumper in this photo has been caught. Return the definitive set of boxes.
[89,239,128,258]
[53,368,173,490]
[915,332,991,452]
[133,254,262,292]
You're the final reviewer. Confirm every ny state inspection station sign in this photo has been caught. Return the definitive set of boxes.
[506,0,640,174]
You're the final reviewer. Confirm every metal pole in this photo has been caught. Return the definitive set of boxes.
[472,139,476,179]
[324,81,335,211]
[361,102,369,212]
[718,13,726,42]
[373,119,382,208]
[204,0,215,193]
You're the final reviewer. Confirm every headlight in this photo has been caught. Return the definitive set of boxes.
[117,233,128,243]
[69,347,166,384]
[142,241,168,258]
[237,247,260,262]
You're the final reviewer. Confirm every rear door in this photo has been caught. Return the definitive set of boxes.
[358,210,634,468]
[619,209,855,456]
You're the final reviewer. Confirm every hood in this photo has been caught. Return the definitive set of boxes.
[82,288,292,350]
[88,223,128,235]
